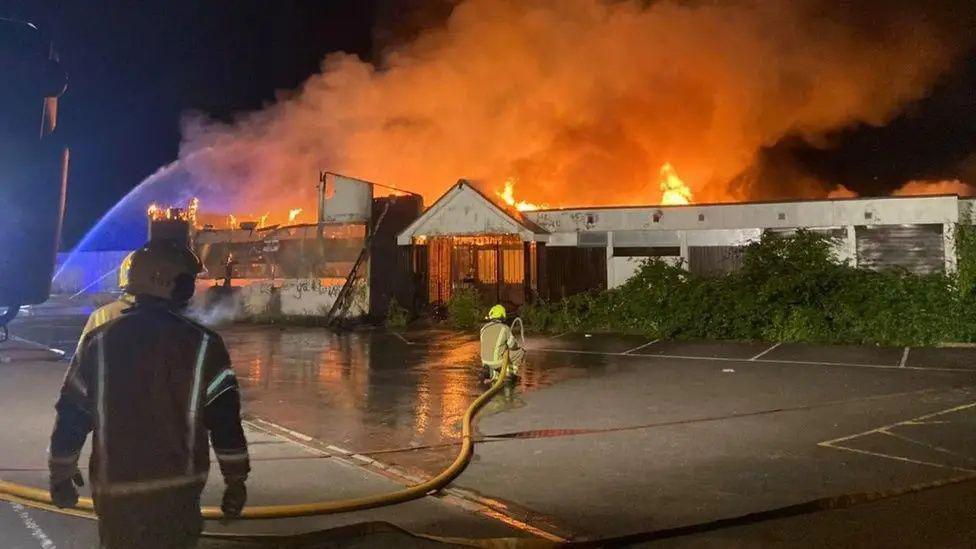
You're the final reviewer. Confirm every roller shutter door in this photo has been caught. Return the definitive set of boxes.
[855,224,944,274]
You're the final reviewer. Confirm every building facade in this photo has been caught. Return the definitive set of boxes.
[398,181,969,309]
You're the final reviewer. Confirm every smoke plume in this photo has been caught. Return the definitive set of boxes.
[177,0,974,212]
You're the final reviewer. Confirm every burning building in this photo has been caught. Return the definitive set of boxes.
[149,173,422,322]
[398,180,967,309]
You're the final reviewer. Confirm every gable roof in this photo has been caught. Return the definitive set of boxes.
[397,180,550,245]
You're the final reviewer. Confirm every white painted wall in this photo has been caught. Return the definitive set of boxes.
[944,223,958,274]
[190,278,367,321]
[526,195,959,234]
[547,232,579,247]
[610,257,642,289]
[684,228,762,247]
[398,183,544,244]
[278,278,368,317]
[324,175,373,223]
[609,256,683,289]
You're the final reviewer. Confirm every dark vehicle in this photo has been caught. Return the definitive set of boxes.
[0,18,68,329]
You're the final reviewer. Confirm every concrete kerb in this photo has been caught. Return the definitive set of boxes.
[244,418,570,543]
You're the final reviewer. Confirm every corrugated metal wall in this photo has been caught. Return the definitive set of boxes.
[855,224,945,274]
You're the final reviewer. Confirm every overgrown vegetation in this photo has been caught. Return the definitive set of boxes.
[446,286,487,330]
[385,297,410,329]
[518,229,976,346]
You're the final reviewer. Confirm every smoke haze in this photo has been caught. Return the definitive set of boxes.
[177,0,976,212]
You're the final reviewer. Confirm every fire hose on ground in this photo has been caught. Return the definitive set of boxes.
[0,350,512,522]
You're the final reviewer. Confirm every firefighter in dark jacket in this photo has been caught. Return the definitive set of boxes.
[48,241,250,548]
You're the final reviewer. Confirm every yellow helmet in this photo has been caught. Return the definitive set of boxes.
[487,304,507,320]
[126,241,202,302]
[117,251,135,290]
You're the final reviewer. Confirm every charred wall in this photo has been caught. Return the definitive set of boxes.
[368,195,424,319]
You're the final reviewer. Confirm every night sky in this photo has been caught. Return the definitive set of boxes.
[3,1,975,248]
[757,53,976,198]
[2,1,387,248]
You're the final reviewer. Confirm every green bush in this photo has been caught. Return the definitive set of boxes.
[522,230,973,346]
[385,297,410,329]
[446,286,486,330]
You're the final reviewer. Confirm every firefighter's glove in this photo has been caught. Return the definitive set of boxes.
[221,479,247,518]
[49,470,84,509]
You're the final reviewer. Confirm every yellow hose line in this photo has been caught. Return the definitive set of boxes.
[0,356,510,520]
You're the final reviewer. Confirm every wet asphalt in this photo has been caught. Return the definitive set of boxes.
[6,301,976,546]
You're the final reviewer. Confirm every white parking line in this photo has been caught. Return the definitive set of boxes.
[623,339,659,355]
[818,401,976,474]
[818,441,976,474]
[900,347,911,368]
[7,336,66,357]
[7,502,57,548]
[528,346,976,373]
[750,342,782,361]
[820,401,976,446]
[878,429,976,463]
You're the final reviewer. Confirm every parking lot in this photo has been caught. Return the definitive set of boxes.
[4,308,976,546]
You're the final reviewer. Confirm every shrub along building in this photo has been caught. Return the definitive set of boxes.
[397,180,969,310]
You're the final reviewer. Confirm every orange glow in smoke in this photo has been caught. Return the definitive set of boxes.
[659,163,694,205]
[496,179,547,212]
[169,1,969,214]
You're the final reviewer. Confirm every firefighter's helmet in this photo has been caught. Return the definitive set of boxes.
[487,304,507,321]
[125,241,202,302]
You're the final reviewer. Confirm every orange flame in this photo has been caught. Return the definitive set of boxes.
[288,208,303,222]
[659,163,693,205]
[496,178,547,212]
[147,199,199,222]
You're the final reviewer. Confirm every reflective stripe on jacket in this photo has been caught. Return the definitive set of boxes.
[480,321,516,366]
[50,300,250,496]
[74,296,134,355]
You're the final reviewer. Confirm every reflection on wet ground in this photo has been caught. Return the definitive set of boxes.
[221,326,601,474]
[6,301,600,474]
[7,300,607,477]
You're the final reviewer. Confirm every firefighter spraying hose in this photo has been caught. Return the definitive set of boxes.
[480,304,526,387]
[0,312,513,525]
[0,15,524,537]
